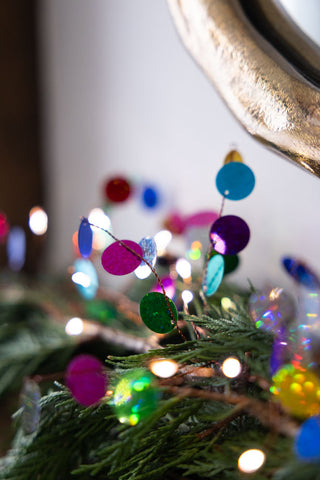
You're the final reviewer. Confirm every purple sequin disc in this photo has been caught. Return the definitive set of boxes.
[209,215,250,255]
[101,240,143,275]
[66,354,107,406]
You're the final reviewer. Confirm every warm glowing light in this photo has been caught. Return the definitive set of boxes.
[182,290,194,304]
[269,287,283,301]
[238,449,265,473]
[135,264,152,279]
[71,272,91,288]
[149,359,179,378]
[154,230,172,255]
[88,208,111,230]
[176,258,192,279]
[88,208,112,251]
[28,207,48,235]
[221,297,236,312]
[222,357,242,378]
[65,317,84,336]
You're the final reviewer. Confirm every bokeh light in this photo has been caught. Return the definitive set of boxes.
[222,357,242,378]
[65,317,84,336]
[238,449,265,473]
[176,258,192,279]
[28,207,48,235]
[182,290,194,304]
[149,359,179,378]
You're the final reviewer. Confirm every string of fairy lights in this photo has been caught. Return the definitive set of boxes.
[15,151,320,475]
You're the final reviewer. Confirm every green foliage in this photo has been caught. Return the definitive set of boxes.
[0,289,308,480]
[0,301,75,398]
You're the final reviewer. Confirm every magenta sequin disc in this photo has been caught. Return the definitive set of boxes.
[209,215,250,255]
[66,354,107,406]
[101,240,143,275]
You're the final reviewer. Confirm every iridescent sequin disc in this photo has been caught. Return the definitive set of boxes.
[140,292,176,333]
[78,218,93,258]
[209,215,250,255]
[139,236,157,267]
[248,287,296,333]
[20,378,41,434]
[101,240,143,275]
[216,162,255,200]
[203,254,224,296]
[113,369,159,425]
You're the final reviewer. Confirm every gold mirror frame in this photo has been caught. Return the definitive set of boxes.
[167,0,320,178]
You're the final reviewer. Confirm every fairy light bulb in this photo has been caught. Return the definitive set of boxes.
[149,359,179,378]
[221,297,236,312]
[71,272,91,288]
[28,207,48,235]
[88,208,112,251]
[154,230,172,255]
[238,449,265,473]
[182,290,194,304]
[135,264,152,280]
[222,357,242,378]
[176,258,192,279]
[65,317,84,336]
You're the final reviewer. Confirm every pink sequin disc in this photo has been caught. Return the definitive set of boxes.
[101,240,143,275]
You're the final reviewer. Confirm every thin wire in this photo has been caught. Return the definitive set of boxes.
[201,193,225,298]
[84,218,186,341]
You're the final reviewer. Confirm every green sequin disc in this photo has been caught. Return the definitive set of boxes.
[113,369,159,425]
[139,292,177,333]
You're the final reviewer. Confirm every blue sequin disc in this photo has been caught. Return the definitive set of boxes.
[294,416,320,462]
[204,254,224,296]
[78,218,93,258]
[216,162,255,200]
[7,226,26,272]
[282,257,320,289]
[142,186,159,208]
[73,259,98,300]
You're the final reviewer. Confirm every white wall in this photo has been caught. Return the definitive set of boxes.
[38,0,320,291]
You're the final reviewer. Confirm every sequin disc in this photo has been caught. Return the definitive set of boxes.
[209,215,250,255]
[216,162,255,200]
[140,292,177,333]
[271,364,320,418]
[113,369,159,425]
[104,177,131,203]
[78,218,93,258]
[7,226,26,272]
[204,254,224,296]
[101,240,143,275]
[151,276,176,299]
[142,186,159,208]
[294,416,320,461]
[20,378,41,434]
[211,250,239,275]
[282,257,320,289]
[138,236,157,267]
[248,287,296,333]
[66,354,108,406]
[73,258,98,300]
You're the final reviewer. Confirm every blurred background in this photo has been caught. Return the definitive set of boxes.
[1,0,320,290]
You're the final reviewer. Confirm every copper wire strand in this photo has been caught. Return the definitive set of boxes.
[85,218,187,341]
